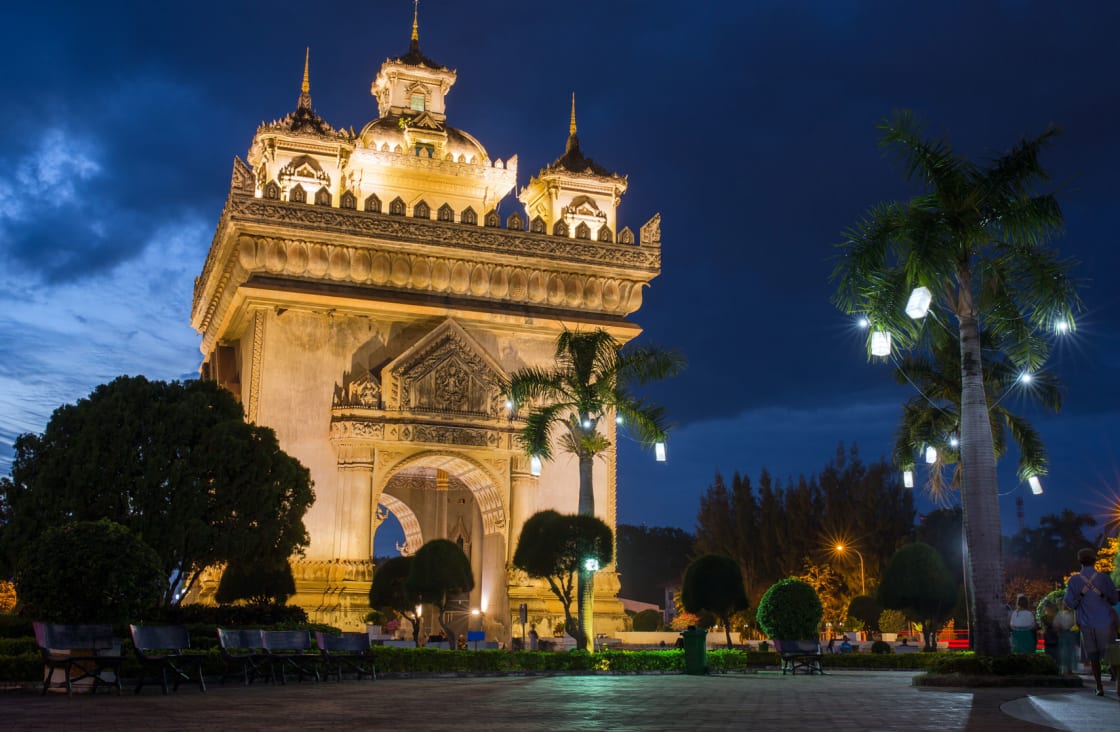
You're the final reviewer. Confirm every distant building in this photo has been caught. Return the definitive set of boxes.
[191,12,662,641]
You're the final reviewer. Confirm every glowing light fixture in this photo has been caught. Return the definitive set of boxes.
[857,317,870,329]
[925,445,937,464]
[1019,372,1033,384]
[471,608,480,616]
[949,436,959,448]
[615,414,624,425]
[1055,319,1071,334]
[903,470,914,489]
[504,399,514,410]
[583,558,600,572]
[415,604,423,618]
[654,442,667,462]
[530,456,542,476]
[870,330,891,357]
[905,286,933,319]
[582,418,592,429]
[1029,476,1043,495]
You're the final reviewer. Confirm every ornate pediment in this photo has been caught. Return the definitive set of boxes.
[382,319,506,417]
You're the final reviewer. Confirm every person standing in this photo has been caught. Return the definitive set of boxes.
[1053,598,1078,674]
[1063,547,1120,696]
[1009,594,1038,654]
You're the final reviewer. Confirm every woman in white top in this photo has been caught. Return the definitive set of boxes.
[1009,593,1038,654]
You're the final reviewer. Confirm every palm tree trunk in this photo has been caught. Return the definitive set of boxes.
[957,286,1010,656]
[577,450,595,651]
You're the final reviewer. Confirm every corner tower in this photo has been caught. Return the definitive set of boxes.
[518,95,630,243]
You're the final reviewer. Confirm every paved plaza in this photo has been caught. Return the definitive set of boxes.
[0,671,1114,731]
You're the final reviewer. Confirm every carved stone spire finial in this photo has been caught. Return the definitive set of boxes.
[298,47,312,110]
[565,92,580,154]
[410,0,420,51]
[569,92,577,137]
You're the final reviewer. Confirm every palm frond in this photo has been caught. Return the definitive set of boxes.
[1002,411,1049,481]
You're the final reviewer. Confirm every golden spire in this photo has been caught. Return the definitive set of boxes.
[411,0,420,44]
[569,92,577,137]
[297,47,312,110]
[301,47,310,94]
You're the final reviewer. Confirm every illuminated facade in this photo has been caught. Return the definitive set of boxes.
[191,22,662,640]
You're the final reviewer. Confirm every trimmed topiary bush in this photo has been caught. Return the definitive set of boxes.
[871,640,892,654]
[14,519,164,623]
[632,609,662,631]
[215,555,296,605]
[756,578,823,640]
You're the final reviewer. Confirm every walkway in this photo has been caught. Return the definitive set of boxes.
[0,671,1113,731]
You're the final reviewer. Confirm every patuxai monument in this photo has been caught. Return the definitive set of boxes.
[190,13,662,644]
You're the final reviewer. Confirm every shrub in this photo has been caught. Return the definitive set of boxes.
[14,519,164,623]
[871,640,892,654]
[146,602,309,627]
[756,578,822,640]
[215,555,296,605]
[878,608,908,633]
[632,609,662,631]
[925,651,1058,676]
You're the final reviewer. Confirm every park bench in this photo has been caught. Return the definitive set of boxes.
[260,630,320,684]
[775,639,825,675]
[129,624,207,694]
[33,622,124,696]
[315,631,376,681]
[217,628,268,685]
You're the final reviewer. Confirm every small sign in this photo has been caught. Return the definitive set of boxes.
[519,603,528,625]
[467,631,485,641]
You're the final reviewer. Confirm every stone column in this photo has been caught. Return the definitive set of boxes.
[507,455,539,564]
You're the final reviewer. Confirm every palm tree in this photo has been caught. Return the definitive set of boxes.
[893,325,1062,500]
[832,111,1082,656]
[505,329,683,651]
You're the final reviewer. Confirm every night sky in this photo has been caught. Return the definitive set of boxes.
[2,2,1118,544]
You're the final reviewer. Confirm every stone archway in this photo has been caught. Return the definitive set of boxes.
[376,451,510,640]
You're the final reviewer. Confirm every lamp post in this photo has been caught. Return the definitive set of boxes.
[835,544,865,595]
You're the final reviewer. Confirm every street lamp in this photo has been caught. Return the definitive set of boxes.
[835,544,866,595]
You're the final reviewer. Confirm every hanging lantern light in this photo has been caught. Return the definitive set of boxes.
[1029,476,1043,495]
[905,286,932,319]
[925,445,937,464]
[654,442,667,462]
[902,470,914,489]
[615,414,624,425]
[530,456,542,476]
[870,330,891,357]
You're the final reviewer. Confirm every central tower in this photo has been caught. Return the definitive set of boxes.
[191,15,663,641]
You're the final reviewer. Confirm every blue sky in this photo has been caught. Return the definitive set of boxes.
[2,1,1118,542]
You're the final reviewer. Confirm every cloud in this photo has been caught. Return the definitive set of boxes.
[0,215,209,474]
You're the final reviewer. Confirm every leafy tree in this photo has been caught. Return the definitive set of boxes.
[0,376,314,604]
[798,558,846,630]
[406,539,475,649]
[833,112,1081,655]
[512,510,613,647]
[756,578,823,641]
[847,595,883,633]
[695,446,914,604]
[1008,509,1098,586]
[681,554,749,648]
[617,523,694,606]
[215,554,296,606]
[506,329,683,650]
[14,519,164,623]
[369,556,422,646]
[878,543,957,651]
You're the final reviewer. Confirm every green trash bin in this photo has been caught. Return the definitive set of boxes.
[681,627,707,675]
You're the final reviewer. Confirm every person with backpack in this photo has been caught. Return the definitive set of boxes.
[1063,547,1120,696]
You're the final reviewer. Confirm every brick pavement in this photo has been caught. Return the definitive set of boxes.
[0,671,1112,731]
